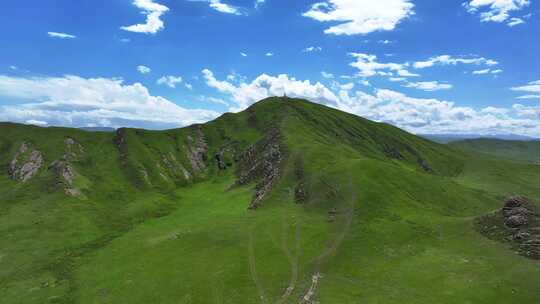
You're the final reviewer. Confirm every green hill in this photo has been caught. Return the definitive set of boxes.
[1,97,539,304]
[450,138,540,163]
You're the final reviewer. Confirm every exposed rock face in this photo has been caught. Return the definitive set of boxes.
[235,128,283,209]
[49,160,76,186]
[215,146,236,171]
[64,137,84,160]
[162,152,192,181]
[186,126,208,174]
[48,138,85,197]
[476,196,540,260]
[8,142,44,182]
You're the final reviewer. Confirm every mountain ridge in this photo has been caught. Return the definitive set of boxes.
[1,97,540,303]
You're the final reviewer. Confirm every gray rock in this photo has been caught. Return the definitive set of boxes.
[8,143,44,182]
[505,215,528,228]
[186,126,208,173]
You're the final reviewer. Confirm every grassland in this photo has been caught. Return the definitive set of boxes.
[450,138,540,163]
[1,98,539,303]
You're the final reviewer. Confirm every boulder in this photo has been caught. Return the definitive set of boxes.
[505,215,528,228]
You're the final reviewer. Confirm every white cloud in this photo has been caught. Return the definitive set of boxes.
[255,0,266,8]
[266,52,274,57]
[137,65,151,74]
[378,40,395,44]
[9,66,18,70]
[340,82,355,90]
[121,0,169,34]
[464,0,531,26]
[403,81,453,91]
[201,70,540,137]
[185,83,193,90]
[472,68,491,74]
[240,52,248,57]
[25,120,48,126]
[516,95,540,99]
[511,80,540,94]
[157,75,183,88]
[202,96,230,106]
[47,32,77,39]
[0,75,217,129]
[303,0,414,35]
[413,55,498,69]
[303,46,323,52]
[189,0,244,15]
[321,71,335,79]
[348,53,418,78]
[507,17,525,26]
[209,1,242,15]
[513,104,540,119]
[202,69,340,111]
[389,77,407,82]
[473,68,503,75]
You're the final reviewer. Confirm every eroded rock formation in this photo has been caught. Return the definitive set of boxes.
[186,126,208,174]
[8,142,44,182]
[477,196,540,260]
[235,129,283,209]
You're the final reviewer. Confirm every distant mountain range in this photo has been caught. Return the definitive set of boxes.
[79,127,116,132]
[420,133,539,144]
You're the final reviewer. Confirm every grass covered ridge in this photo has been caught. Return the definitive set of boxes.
[1,97,539,303]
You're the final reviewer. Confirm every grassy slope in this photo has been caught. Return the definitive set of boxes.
[450,138,540,163]
[1,98,540,303]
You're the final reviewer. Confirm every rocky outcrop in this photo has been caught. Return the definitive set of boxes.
[49,160,76,185]
[8,142,44,182]
[476,196,540,260]
[186,126,208,174]
[162,152,192,181]
[215,145,236,171]
[235,129,283,209]
[48,138,85,197]
[64,137,84,160]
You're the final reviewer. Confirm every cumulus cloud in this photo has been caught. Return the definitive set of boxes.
[47,32,77,39]
[513,104,540,119]
[240,52,248,57]
[413,55,498,69]
[348,53,418,78]
[137,65,151,74]
[201,69,340,111]
[201,70,540,137]
[464,0,531,26]
[303,0,414,35]
[121,0,169,34]
[403,81,453,91]
[266,52,274,57]
[157,75,183,88]
[0,75,217,129]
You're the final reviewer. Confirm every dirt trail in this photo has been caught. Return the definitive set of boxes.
[249,227,268,304]
[299,179,357,304]
[275,220,301,304]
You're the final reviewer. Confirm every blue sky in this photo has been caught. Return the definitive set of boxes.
[0,0,539,136]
